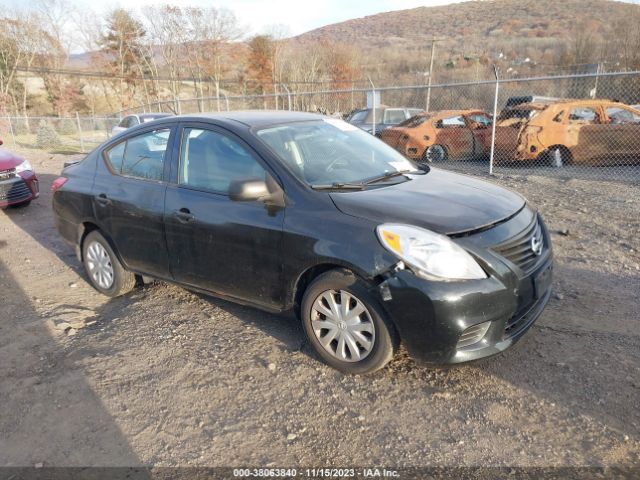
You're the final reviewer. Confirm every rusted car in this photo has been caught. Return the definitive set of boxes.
[494,99,640,166]
[380,110,493,163]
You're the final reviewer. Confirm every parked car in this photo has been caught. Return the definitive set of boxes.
[0,140,39,208]
[347,106,424,136]
[52,111,552,374]
[111,113,173,136]
[380,110,493,163]
[504,95,560,110]
[494,99,640,166]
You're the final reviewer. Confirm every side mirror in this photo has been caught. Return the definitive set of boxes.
[0,139,3,146]
[229,179,270,202]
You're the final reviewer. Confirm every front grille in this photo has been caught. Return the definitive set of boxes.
[493,217,544,274]
[0,178,32,203]
[503,288,551,340]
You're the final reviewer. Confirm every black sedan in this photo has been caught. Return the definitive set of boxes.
[52,111,552,374]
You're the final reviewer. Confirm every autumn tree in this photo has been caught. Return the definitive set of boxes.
[102,9,149,110]
[247,35,274,100]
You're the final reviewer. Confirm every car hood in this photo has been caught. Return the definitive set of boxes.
[0,149,25,170]
[329,168,526,235]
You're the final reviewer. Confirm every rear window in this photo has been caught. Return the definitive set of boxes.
[398,115,430,128]
[498,108,539,121]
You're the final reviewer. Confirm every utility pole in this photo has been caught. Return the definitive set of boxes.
[425,38,445,112]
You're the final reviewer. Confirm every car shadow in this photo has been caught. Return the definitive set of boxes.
[0,256,148,471]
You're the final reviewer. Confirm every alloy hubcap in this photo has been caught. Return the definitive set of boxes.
[86,241,114,289]
[310,289,375,362]
[426,145,445,162]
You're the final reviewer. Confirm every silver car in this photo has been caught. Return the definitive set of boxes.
[111,113,173,137]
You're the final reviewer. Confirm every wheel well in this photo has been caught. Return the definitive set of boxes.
[546,145,573,164]
[292,264,346,319]
[78,222,100,261]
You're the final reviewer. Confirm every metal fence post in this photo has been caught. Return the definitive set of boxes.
[76,112,85,153]
[222,93,229,111]
[368,77,376,136]
[282,84,292,111]
[6,116,16,146]
[488,65,500,176]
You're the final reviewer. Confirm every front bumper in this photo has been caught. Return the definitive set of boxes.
[0,172,39,207]
[376,210,553,365]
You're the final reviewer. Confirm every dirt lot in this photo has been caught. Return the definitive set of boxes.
[1,147,639,470]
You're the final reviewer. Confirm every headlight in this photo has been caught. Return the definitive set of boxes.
[376,224,487,280]
[15,159,33,174]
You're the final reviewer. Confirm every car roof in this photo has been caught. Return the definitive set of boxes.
[157,110,326,128]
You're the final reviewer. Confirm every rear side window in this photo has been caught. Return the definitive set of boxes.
[468,114,491,127]
[179,128,266,194]
[407,108,423,117]
[104,128,170,181]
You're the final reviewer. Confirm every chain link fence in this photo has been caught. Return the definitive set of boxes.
[0,116,120,154]
[3,71,640,182]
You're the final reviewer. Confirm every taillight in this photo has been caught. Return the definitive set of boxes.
[51,177,68,193]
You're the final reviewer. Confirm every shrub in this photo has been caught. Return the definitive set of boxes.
[57,118,77,135]
[36,120,61,149]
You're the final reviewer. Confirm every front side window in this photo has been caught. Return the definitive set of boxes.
[606,107,640,124]
[407,108,423,117]
[468,114,491,127]
[384,109,406,124]
[437,116,466,128]
[180,128,266,194]
[105,128,170,181]
[568,107,600,124]
[256,118,417,186]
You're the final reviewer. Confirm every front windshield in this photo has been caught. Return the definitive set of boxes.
[256,118,418,186]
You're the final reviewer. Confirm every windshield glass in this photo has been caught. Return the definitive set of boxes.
[256,118,417,186]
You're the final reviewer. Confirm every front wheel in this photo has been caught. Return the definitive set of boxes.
[82,230,136,297]
[301,269,398,374]
[422,144,447,163]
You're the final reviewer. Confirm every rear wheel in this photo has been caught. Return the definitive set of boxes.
[82,230,136,297]
[301,269,398,374]
[422,144,447,163]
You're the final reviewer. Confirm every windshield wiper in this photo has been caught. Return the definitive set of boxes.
[363,169,417,185]
[310,182,364,191]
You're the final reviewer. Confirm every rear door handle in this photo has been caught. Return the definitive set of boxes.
[95,193,112,206]
[174,208,195,223]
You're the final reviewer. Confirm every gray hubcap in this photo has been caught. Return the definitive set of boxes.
[426,145,445,162]
[310,290,375,362]
[86,241,114,290]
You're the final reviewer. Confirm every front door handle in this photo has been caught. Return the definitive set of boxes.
[174,208,195,223]
[95,193,112,206]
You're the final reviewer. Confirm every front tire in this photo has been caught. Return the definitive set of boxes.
[82,230,136,297]
[301,269,398,374]
[422,144,447,163]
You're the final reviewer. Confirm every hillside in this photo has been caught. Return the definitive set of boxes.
[292,0,639,76]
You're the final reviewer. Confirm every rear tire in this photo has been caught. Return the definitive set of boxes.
[82,230,136,297]
[422,144,447,163]
[301,269,398,374]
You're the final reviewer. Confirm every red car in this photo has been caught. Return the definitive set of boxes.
[0,140,39,207]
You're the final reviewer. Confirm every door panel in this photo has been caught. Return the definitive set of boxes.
[92,127,173,278]
[163,125,285,309]
[433,115,474,160]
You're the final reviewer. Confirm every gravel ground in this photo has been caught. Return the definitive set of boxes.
[0,148,639,471]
